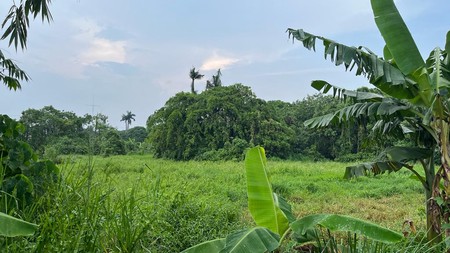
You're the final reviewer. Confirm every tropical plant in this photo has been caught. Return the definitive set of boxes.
[189,67,204,94]
[206,69,222,89]
[120,111,136,130]
[0,212,37,237]
[0,115,57,239]
[181,147,403,252]
[287,0,450,244]
[1,0,52,90]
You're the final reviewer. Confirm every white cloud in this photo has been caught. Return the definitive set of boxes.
[200,54,239,71]
[72,18,128,66]
[80,38,127,66]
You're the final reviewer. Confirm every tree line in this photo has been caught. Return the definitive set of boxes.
[18,106,148,158]
[14,83,394,162]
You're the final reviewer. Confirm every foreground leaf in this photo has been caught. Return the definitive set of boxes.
[181,238,225,253]
[370,0,424,75]
[220,227,280,253]
[245,147,289,235]
[0,212,38,237]
[291,214,403,244]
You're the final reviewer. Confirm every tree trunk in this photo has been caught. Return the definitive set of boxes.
[425,156,442,244]
[191,79,195,94]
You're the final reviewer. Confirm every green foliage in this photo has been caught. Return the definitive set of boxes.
[147,84,365,161]
[0,0,52,90]
[20,106,90,153]
[100,129,126,156]
[147,85,266,160]
[185,147,403,252]
[0,114,59,212]
[0,212,37,237]
[291,214,403,244]
[288,0,450,243]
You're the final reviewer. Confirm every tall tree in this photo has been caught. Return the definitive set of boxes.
[121,111,136,130]
[189,67,204,94]
[1,0,52,90]
[288,0,449,244]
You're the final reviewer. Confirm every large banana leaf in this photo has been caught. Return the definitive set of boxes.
[426,48,450,95]
[287,29,418,99]
[311,80,384,102]
[385,146,433,162]
[181,238,226,253]
[304,100,412,129]
[0,212,38,237]
[370,0,424,76]
[291,214,403,244]
[446,31,450,55]
[344,146,432,181]
[344,161,404,179]
[245,147,290,235]
[219,227,280,253]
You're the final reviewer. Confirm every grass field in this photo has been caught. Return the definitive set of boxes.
[3,154,427,252]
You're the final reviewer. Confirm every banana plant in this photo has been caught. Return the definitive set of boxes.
[288,0,449,244]
[0,212,38,237]
[181,147,402,252]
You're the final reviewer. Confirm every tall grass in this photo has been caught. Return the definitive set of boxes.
[1,155,428,252]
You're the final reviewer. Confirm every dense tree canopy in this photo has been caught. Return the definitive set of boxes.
[146,84,377,161]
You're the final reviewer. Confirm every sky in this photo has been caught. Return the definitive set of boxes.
[0,0,449,130]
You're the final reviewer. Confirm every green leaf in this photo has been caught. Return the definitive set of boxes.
[181,238,226,253]
[287,28,418,99]
[0,212,38,237]
[370,0,424,75]
[245,147,289,235]
[219,227,280,253]
[385,146,433,162]
[311,80,383,101]
[446,31,450,54]
[344,161,404,179]
[304,99,412,129]
[291,214,403,244]
[276,194,296,223]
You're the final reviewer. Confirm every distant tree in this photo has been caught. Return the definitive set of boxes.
[189,67,204,94]
[121,111,136,130]
[120,126,148,143]
[206,69,222,90]
[100,129,125,156]
[1,0,52,90]
[20,106,90,153]
[147,84,294,160]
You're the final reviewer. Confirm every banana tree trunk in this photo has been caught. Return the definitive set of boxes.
[424,154,442,243]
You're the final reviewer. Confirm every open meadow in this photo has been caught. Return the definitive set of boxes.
[7,154,423,252]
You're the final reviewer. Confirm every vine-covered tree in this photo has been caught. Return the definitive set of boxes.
[147,84,318,160]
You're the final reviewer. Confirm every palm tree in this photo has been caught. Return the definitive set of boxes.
[189,67,204,94]
[206,69,222,90]
[288,0,449,243]
[121,111,135,130]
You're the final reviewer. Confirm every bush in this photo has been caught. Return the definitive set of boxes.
[0,115,59,213]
